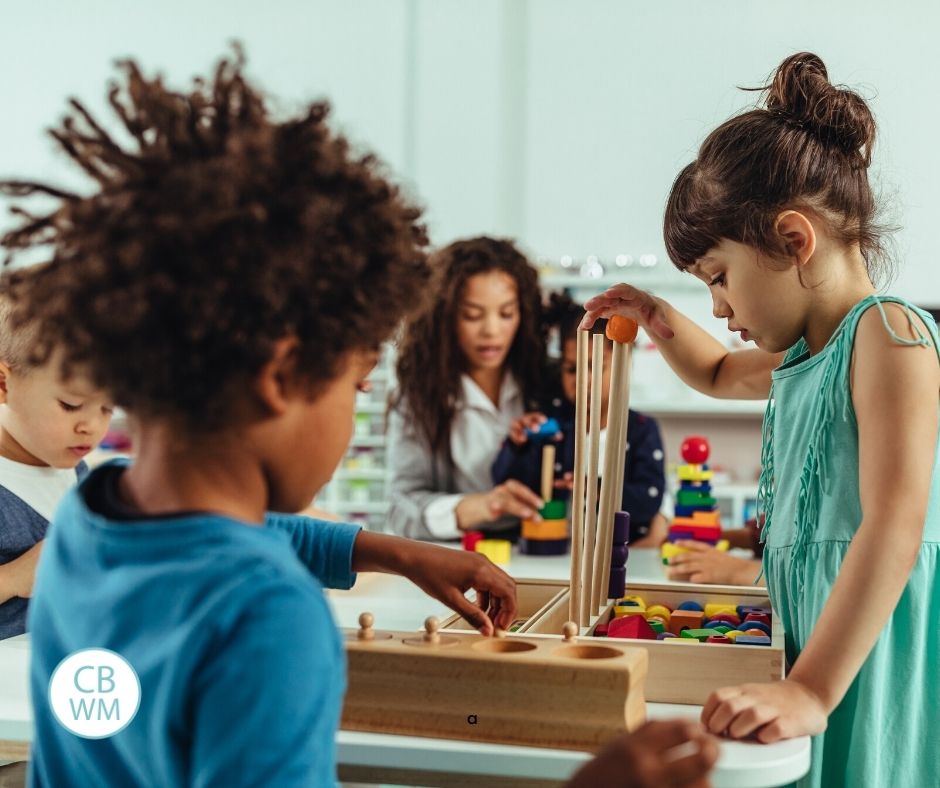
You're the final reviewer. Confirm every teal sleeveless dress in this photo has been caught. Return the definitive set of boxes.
[759,295,940,788]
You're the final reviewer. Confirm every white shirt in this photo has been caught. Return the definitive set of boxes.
[423,373,524,539]
[0,455,78,520]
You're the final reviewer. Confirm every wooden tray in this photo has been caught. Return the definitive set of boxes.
[342,624,647,752]
[521,581,785,705]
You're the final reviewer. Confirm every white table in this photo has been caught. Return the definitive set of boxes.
[0,549,809,787]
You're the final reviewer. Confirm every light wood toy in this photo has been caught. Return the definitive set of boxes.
[342,614,647,751]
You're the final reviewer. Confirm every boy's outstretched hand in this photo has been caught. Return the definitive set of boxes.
[352,532,517,635]
[581,284,674,340]
[702,680,827,743]
[567,720,719,788]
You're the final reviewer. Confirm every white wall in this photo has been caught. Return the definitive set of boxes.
[2,0,938,302]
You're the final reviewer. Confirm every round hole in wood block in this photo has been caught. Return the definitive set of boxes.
[471,639,538,654]
[554,645,623,660]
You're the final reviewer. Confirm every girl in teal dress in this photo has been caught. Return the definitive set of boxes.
[585,52,940,788]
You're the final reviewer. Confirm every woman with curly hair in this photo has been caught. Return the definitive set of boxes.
[388,237,548,540]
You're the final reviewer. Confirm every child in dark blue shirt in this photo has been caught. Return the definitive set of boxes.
[493,295,667,545]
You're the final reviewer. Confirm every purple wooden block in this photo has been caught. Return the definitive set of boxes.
[613,511,630,542]
[736,635,771,646]
[610,544,629,565]
[519,537,568,556]
[656,632,678,640]
[608,566,626,600]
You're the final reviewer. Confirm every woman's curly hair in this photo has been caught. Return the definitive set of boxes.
[0,47,430,430]
[392,236,545,457]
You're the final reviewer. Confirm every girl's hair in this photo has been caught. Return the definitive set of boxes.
[393,236,544,456]
[664,52,891,283]
[0,47,430,431]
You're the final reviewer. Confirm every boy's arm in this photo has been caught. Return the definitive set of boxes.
[702,304,939,742]
[0,541,43,603]
[583,286,783,400]
[192,581,339,787]
[264,515,360,590]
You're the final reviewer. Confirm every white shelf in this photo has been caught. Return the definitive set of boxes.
[330,501,389,514]
[355,401,388,415]
[633,398,767,419]
[333,469,387,481]
[349,435,386,448]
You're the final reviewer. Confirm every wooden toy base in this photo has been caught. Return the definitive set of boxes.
[342,623,647,752]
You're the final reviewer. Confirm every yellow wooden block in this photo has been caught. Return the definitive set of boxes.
[521,518,568,540]
[704,603,738,619]
[475,539,511,565]
[645,605,672,623]
[717,539,730,552]
[724,630,741,642]
[677,464,714,482]
[661,542,690,562]
[613,595,647,617]
[668,638,699,644]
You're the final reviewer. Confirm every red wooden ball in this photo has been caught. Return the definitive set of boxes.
[680,436,710,464]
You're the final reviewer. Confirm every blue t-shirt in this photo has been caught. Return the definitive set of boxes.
[28,461,361,787]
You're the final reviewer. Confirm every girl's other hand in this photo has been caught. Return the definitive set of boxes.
[554,471,574,491]
[667,541,762,586]
[581,284,674,340]
[508,411,548,445]
[702,679,828,743]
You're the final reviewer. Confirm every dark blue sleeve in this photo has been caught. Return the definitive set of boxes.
[491,439,543,494]
[620,414,666,525]
[264,515,361,590]
[191,577,343,787]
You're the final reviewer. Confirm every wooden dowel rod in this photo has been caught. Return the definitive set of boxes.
[568,330,589,626]
[592,339,625,611]
[579,334,604,627]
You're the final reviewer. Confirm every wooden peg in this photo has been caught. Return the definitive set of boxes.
[423,616,441,644]
[357,612,375,641]
[562,621,578,643]
[541,443,556,503]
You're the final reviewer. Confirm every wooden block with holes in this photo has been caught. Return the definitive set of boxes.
[341,616,648,752]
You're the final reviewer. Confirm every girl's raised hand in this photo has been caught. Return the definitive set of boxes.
[581,284,675,340]
[702,679,828,743]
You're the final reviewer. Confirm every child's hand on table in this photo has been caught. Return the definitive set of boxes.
[567,719,718,788]
[667,540,763,586]
[702,679,828,743]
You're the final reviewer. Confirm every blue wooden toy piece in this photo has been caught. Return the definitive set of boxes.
[676,600,704,612]
[526,417,561,439]
[736,635,772,646]
[736,621,771,637]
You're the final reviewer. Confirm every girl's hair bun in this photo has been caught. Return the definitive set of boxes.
[765,52,875,165]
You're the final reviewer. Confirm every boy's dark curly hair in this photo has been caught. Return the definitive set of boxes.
[0,47,430,430]
[393,236,545,457]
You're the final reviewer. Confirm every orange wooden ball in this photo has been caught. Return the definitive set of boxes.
[606,315,638,343]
